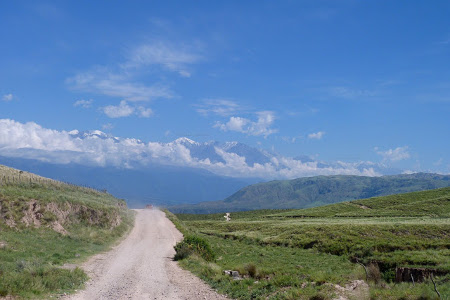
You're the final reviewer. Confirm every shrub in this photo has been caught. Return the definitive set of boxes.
[174,241,192,261]
[245,263,257,278]
[174,235,215,262]
[309,294,326,300]
[381,268,395,283]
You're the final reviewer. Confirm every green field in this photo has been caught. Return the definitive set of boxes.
[170,187,450,299]
[0,165,134,298]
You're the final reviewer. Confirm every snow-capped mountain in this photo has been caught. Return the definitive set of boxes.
[0,120,413,207]
[0,119,398,179]
[169,138,273,166]
[60,130,397,177]
[68,130,122,143]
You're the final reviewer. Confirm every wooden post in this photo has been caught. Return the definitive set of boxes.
[430,274,441,299]
[358,262,368,282]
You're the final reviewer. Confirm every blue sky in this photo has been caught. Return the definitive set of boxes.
[1,1,449,175]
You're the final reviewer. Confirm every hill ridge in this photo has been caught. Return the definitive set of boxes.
[170,173,450,213]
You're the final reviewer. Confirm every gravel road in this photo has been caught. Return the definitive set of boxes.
[64,209,228,300]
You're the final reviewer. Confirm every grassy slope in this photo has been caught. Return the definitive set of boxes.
[0,165,134,298]
[171,188,450,299]
[170,173,450,213]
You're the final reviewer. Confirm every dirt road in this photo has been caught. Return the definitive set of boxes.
[64,209,228,300]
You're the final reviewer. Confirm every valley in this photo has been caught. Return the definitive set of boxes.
[1,163,449,299]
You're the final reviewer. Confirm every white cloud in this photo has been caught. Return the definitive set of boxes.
[67,41,203,119]
[281,136,299,143]
[2,94,14,102]
[215,111,277,137]
[0,118,387,179]
[102,101,135,118]
[0,119,77,151]
[178,70,191,78]
[125,42,202,76]
[102,123,114,130]
[68,67,172,102]
[308,131,325,140]
[216,116,247,132]
[376,146,411,162]
[73,99,93,108]
[67,40,204,103]
[137,106,153,118]
[101,101,154,119]
[196,99,242,116]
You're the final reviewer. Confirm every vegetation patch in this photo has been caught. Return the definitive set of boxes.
[170,188,450,299]
[174,235,216,262]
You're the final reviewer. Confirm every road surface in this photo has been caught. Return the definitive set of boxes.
[64,209,228,300]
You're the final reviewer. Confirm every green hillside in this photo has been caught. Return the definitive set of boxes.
[0,164,134,298]
[170,173,450,213]
[273,186,450,218]
[171,188,450,299]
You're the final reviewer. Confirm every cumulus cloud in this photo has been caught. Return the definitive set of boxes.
[308,131,325,140]
[215,111,277,137]
[0,119,386,179]
[137,106,153,118]
[0,119,77,151]
[2,94,14,102]
[102,101,135,118]
[216,116,247,132]
[196,99,242,116]
[73,99,93,108]
[375,146,411,162]
[100,101,153,118]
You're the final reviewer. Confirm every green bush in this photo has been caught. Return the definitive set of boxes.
[245,263,257,278]
[174,235,216,262]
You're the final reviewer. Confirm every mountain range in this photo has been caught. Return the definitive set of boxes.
[0,123,404,180]
[0,130,441,209]
[169,173,450,213]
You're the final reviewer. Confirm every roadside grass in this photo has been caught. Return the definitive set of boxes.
[191,221,449,273]
[169,188,450,299]
[177,234,363,299]
[0,165,134,299]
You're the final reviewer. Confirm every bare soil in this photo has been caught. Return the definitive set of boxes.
[63,209,229,300]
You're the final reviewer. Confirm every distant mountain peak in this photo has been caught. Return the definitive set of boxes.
[91,130,107,136]
[69,130,120,142]
[172,137,200,146]
[222,141,239,150]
